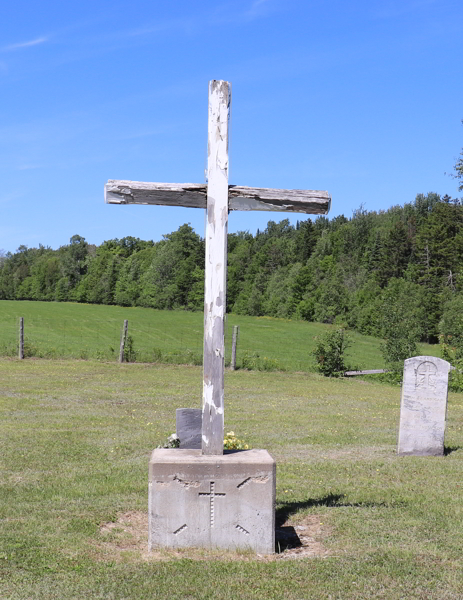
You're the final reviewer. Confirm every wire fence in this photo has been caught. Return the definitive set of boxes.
[0,316,204,364]
[0,314,315,372]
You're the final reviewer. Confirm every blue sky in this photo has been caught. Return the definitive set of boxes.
[1,0,462,253]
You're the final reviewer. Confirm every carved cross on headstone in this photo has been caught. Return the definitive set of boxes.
[105,80,331,456]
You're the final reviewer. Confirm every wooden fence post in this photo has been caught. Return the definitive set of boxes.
[230,325,239,371]
[19,317,24,360]
[119,320,128,363]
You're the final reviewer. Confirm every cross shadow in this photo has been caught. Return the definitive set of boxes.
[276,493,345,528]
[274,493,408,553]
[275,493,344,553]
[444,445,462,456]
[275,525,301,552]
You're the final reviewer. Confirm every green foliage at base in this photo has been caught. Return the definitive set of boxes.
[123,334,137,362]
[241,351,283,371]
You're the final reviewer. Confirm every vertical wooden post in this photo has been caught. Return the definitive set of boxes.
[202,80,230,455]
[230,325,239,371]
[19,317,24,360]
[119,319,128,363]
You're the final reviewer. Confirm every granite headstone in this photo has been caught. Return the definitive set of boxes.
[397,356,451,456]
[176,408,202,449]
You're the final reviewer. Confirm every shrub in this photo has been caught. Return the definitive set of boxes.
[439,293,463,350]
[313,328,350,377]
[439,335,463,392]
[241,351,282,372]
[379,280,421,378]
[162,349,202,366]
[124,334,137,362]
[151,347,163,362]
[377,333,418,386]
[380,335,418,371]
[22,342,40,358]
[0,342,17,357]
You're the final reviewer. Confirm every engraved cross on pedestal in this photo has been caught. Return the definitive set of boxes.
[198,481,226,527]
[105,80,331,456]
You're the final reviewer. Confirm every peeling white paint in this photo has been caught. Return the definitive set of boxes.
[105,79,332,461]
[201,81,230,456]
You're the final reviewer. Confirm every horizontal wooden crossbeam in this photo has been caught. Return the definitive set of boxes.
[105,180,331,215]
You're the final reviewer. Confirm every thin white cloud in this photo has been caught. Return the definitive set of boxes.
[0,191,23,206]
[123,18,196,38]
[248,0,271,15]
[373,0,438,19]
[85,14,199,50]
[208,0,276,25]
[110,2,276,42]
[2,37,48,52]
[242,0,275,20]
[17,164,42,171]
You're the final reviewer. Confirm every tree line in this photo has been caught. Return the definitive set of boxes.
[2,191,463,347]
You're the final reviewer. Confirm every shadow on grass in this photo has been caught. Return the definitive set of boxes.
[275,494,345,552]
[444,445,461,455]
[276,493,346,527]
[275,493,409,552]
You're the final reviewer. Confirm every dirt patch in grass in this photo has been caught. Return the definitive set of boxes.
[275,514,332,559]
[94,511,332,562]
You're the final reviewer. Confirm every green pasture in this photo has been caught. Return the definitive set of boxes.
[0,359,462,599]
[0,300,439,371]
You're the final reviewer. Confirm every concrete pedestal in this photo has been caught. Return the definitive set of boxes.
[149,448,276,554]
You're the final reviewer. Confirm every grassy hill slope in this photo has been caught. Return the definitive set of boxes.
[0,300,439,371]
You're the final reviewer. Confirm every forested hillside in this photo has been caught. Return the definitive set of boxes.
[2,192,463,345]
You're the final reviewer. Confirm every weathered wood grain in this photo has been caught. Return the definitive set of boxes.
[105,181,207,208]
[228,186,331,214]
[119,319,128,363]
[202,80,230,455]
[19,317,24,360]
[230,325,239,371]
[105,181,330,215]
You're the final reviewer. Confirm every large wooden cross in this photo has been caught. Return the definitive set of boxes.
[105,80,331,456]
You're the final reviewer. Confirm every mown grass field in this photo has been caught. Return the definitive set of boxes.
[1,358,462,599]
[0,300,439,371]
